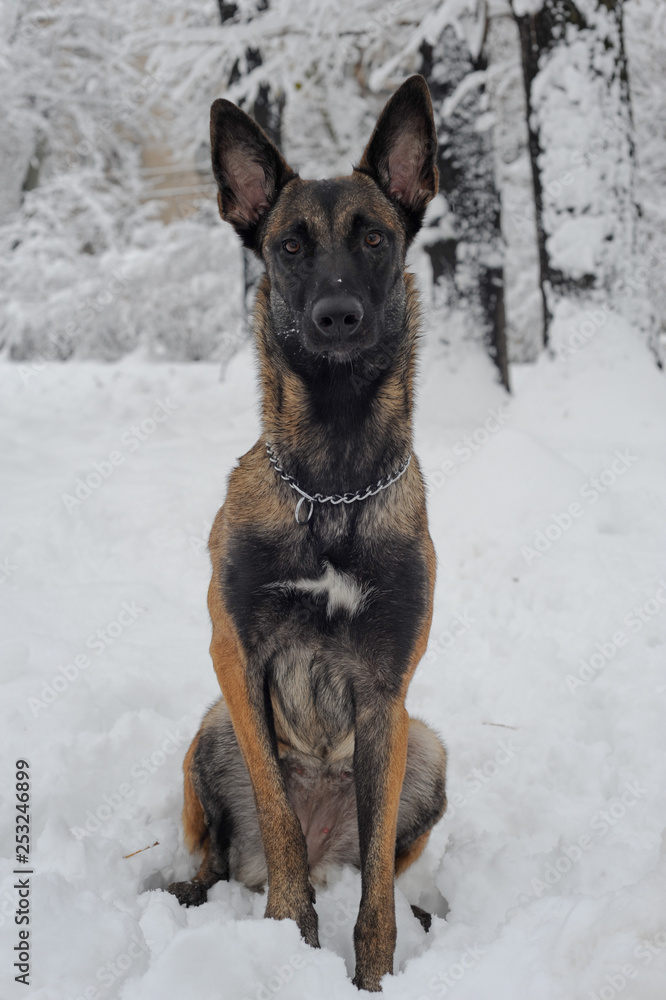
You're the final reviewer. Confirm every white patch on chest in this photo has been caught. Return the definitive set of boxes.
[269,560,369,618]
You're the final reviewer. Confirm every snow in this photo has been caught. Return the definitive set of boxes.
[2,303,665,998]
[2,0,666,993]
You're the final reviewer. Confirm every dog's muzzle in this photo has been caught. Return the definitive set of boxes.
[312,294,364,340]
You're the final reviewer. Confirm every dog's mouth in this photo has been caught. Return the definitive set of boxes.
[303,327,378,361]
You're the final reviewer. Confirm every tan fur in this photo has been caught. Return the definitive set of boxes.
[169,76,447,992]
[395,830,432,877]
[182,732,207,855]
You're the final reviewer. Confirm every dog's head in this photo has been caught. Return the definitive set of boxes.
[210,76,438,366]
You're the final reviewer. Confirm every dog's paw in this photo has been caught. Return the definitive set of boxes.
[265,891,320,949]
[410,903,432,932]
[296,902,320,949]
[166,879,209,907]
[351,970,384,992]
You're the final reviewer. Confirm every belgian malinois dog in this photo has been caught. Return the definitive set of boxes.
[167,75,447,992]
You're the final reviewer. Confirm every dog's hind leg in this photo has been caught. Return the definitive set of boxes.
[395,718,447,875]
[168,697,280,908]
[167,714,233,907]
[395,718,447,932]
[167,852,224,907]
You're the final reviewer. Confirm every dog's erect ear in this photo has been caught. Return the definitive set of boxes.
[210,99,296,250]
[356,75,438,238]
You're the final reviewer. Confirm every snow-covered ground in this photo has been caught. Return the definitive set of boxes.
[1,305,666,999]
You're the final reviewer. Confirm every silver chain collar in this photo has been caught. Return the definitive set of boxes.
[265,441,412,524]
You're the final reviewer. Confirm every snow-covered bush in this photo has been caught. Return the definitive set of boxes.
[0,0,663,363]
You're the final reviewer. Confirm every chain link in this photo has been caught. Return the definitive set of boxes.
[265,442,412,523]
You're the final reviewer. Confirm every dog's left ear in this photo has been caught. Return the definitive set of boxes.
[210,98,296,251]
[356,75,438,239]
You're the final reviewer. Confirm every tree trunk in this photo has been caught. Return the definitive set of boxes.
[420,26,510,391]
[513,10,553,341]
[219,2,285,332]
[512,0,645,347]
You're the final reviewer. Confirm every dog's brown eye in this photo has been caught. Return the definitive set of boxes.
[283,239,301,254]
[365,231,383,247]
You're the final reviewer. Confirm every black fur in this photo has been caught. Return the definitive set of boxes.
[169,700,446,897]
[168,75,447,993]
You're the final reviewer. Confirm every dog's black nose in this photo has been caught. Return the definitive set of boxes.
[312,295,364,338]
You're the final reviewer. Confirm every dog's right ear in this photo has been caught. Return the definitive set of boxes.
[210,99,296,251]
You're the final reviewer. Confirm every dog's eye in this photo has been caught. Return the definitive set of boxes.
[365,231,383,247]
[282,239,301,254]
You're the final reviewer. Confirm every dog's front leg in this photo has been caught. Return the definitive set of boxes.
[208,617,318,947]
[352,696,410,992]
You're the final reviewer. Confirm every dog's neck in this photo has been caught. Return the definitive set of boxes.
[255,273,420,498]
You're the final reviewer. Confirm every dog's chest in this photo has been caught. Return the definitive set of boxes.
[223,516,372,641]
[223,518,428,754]
[267,559,370,618]
[265,559,370,757]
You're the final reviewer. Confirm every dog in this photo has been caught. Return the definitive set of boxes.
[167,74,447,992]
